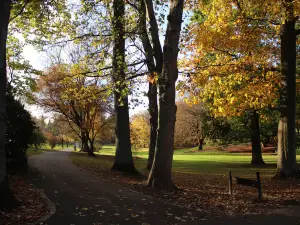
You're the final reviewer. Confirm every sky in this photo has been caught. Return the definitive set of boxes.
[22,45,49,118]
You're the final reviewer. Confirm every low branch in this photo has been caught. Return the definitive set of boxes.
[9,0,29,22]
[213,47,239,59]
[80,60,146,76]
[127,72,148,80]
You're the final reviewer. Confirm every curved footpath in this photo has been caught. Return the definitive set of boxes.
[28,149,300,225]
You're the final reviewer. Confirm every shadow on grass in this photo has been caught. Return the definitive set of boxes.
[71,151,278,177]
[172,160,277,176]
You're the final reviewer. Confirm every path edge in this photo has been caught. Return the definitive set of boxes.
[27,189,56,225]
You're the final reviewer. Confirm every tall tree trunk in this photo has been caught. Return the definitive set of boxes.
[250,111,265,164]
[147,90,158,170]
[80,130,91,153]
[83,140,90,152]
[0,0,15,210]
[147,0,184,189]
[275,0,298,178]
[139,0,160,170]
[87,137,95,157]
[198,138,204,150]
[80,130,84,151]
[144,0,163,169]
[81,138,90,154]
[111,0,136,173]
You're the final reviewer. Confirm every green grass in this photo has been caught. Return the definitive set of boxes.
[27,147,44,157]
[39,144,65,151]
[91,145,300,177]
[27,144,66,157]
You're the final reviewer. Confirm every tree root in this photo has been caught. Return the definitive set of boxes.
[273,169,300,180]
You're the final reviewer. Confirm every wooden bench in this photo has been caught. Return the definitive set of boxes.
[228,171,262,200]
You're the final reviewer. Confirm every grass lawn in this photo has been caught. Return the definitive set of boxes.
[92,145,300,177]
[70,145,300,215]
[27,144,66,157]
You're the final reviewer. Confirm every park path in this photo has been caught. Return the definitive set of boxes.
[28,149,204,225]
[28,149,300,225]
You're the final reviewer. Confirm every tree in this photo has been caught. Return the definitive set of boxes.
[175,102,231,149]
[111,0,137,173]
[6,87,35,172]
[276,0,299,177]
[0,0,14,210]
[98,115,115,145]
[147,0,185,189]
[180,0,287,164]
[222,0,300,175]
[0,0,71,210]
[6,36,41,100]
[53,115,76,148]
[45,133,58,150]
[36,64,111,156]
[130,112,150,150]
[175,102,206,149]
[137,0,162,170]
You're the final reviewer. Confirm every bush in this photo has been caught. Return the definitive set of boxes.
[30,129,46,149]
[6,87,35,173]
[48,135,58,149]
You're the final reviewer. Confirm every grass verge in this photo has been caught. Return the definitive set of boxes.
[27,144,66,157]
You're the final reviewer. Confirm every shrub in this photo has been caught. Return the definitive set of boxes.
[30,129,46,149]
[6,87,35,173]
[48,135,58,149]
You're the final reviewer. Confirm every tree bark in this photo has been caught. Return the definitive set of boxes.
[139,0,159,170]
[275,0,298,178]
[198,138,204,150]
[147,0,184,189]
[144,0,163,67]
[80,136,88,152]
[111,0,136,173]
[147,103,158,170]
[250,111,265,164]
[87,137,95,157]
[0,0,15,210]
[79,130,92,154]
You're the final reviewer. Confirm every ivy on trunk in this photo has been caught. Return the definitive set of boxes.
[111,0,136,173]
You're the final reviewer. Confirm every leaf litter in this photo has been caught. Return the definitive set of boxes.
[0,175,48,225]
